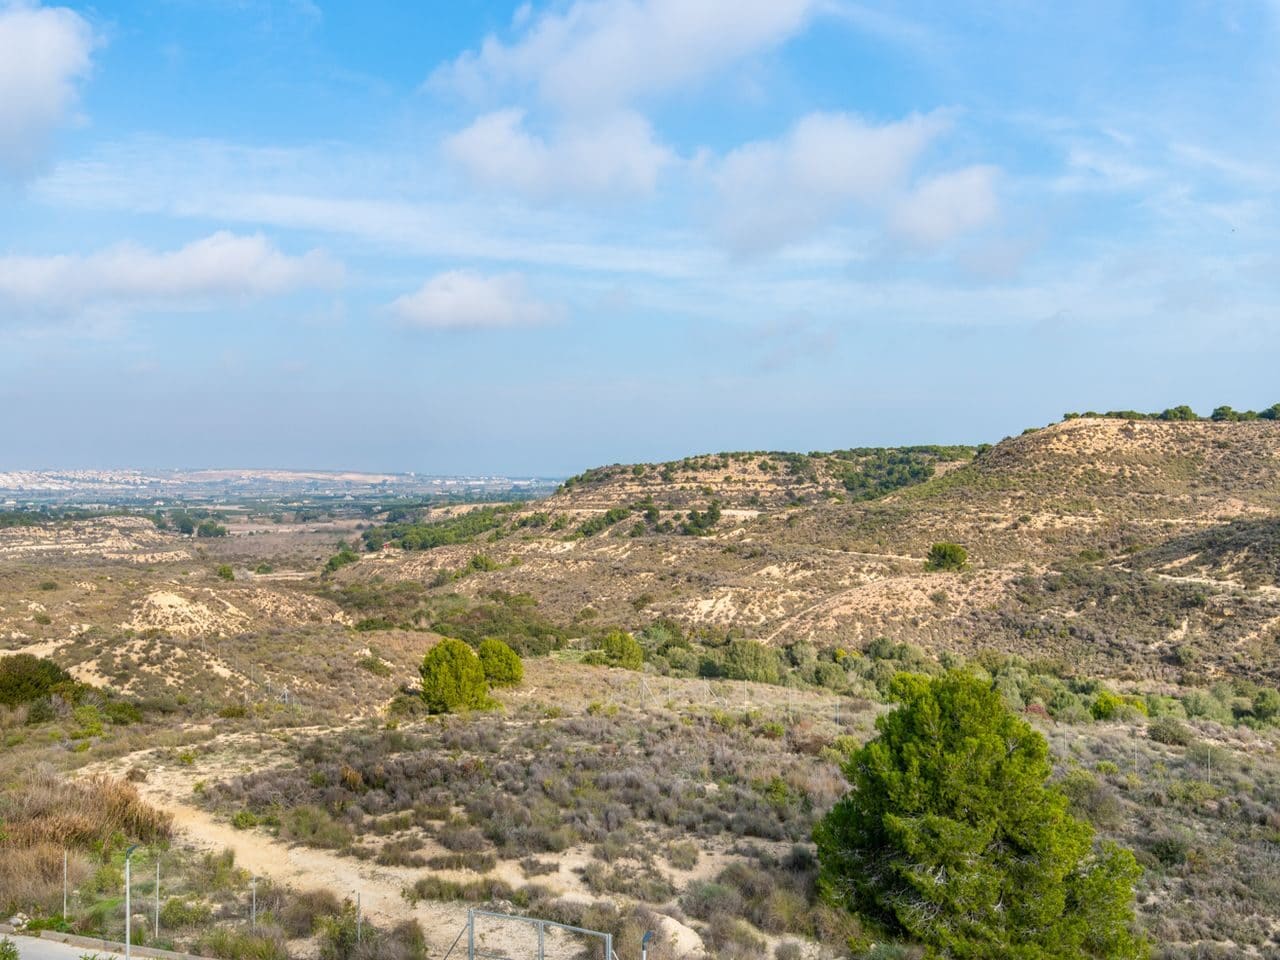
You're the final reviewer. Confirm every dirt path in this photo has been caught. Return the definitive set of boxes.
[1122,567,1280,598]
[80,745,478,953]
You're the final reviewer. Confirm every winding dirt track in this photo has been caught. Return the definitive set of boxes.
[81,747,484,953]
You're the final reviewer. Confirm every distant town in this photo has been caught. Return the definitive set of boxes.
[0,468,561,506]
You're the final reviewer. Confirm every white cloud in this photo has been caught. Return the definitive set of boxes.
[390,271,561,330]
[0,2,96,178]
[890,165,999,249]
[443,108,673,199]
[0,231,340,321]
[711,111,950,255]
[432,0,816,114]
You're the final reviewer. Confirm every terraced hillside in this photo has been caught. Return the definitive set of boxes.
[340,418,1280,682]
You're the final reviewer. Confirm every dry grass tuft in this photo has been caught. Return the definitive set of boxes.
[0,842,91,914]
[1,767,172,848]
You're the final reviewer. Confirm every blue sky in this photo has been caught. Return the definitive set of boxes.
[1,1,1277,475]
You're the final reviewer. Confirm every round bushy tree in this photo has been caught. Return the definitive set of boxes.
[924,542,968,572]
[420,639,491,714]
[598,630,644,670]
[477,637,523,687]
[815,672,1147,959]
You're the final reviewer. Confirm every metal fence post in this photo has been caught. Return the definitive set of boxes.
[467,908,474,960]
[155,858,160,939]
[251,876,257,928]
[124,844,138,960]
[356,891,362,943]
[63,850,67,918]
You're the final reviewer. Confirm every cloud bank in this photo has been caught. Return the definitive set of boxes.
[0,2,96,178]
[0,231,340,321]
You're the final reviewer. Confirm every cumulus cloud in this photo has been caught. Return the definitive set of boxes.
[432,0,816,114]
[443,108,673,199]
[890,165,999,249]
[0,2,96,178]
[390,271,561,330]
[0,231,341,320]
[711,111,950,255]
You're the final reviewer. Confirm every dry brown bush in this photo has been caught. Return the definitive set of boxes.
[0,842,91,914]
[1,767,172,848]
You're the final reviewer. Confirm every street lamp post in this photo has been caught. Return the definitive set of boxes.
[124,844,139,960]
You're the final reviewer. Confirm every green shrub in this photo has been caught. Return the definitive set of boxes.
[680,500,722,536]
[72,705,104,737]
[1252,688,1280,723]
[356,653,392,676]
[722,639,783,684]
[924,542,968,572]
[0,938,17,960]
[215,564,235,581]
[195,928,287,960]
[477,638,523,687]
[596,630,643,670]
[324,547,358,574]
[279,805,353,849]
[160,897,213,928]
[366,505,511,551]
[1148,715,1193,746]
[0,654,72,707]
[280,889,343,939]
[1091,689,1126,721]
[419,639,492,714]
[316,903,360,960]
[577,507,632,538]
[405,876,514,903]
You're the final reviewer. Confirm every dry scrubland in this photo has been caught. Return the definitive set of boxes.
[2,417,1280,959]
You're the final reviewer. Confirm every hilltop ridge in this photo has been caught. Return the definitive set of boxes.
[323,415,1280,683]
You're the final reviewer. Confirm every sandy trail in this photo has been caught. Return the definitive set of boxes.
[80,747,480,953]
[1120,567,1280,598]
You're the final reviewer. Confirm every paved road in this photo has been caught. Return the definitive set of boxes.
[5,936,125,960]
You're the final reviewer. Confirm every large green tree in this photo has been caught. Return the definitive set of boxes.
[814,672,1146,959]
[419,639,492,714]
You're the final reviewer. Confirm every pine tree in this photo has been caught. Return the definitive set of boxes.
[815,672,1147,959]
[419,639,492,713]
